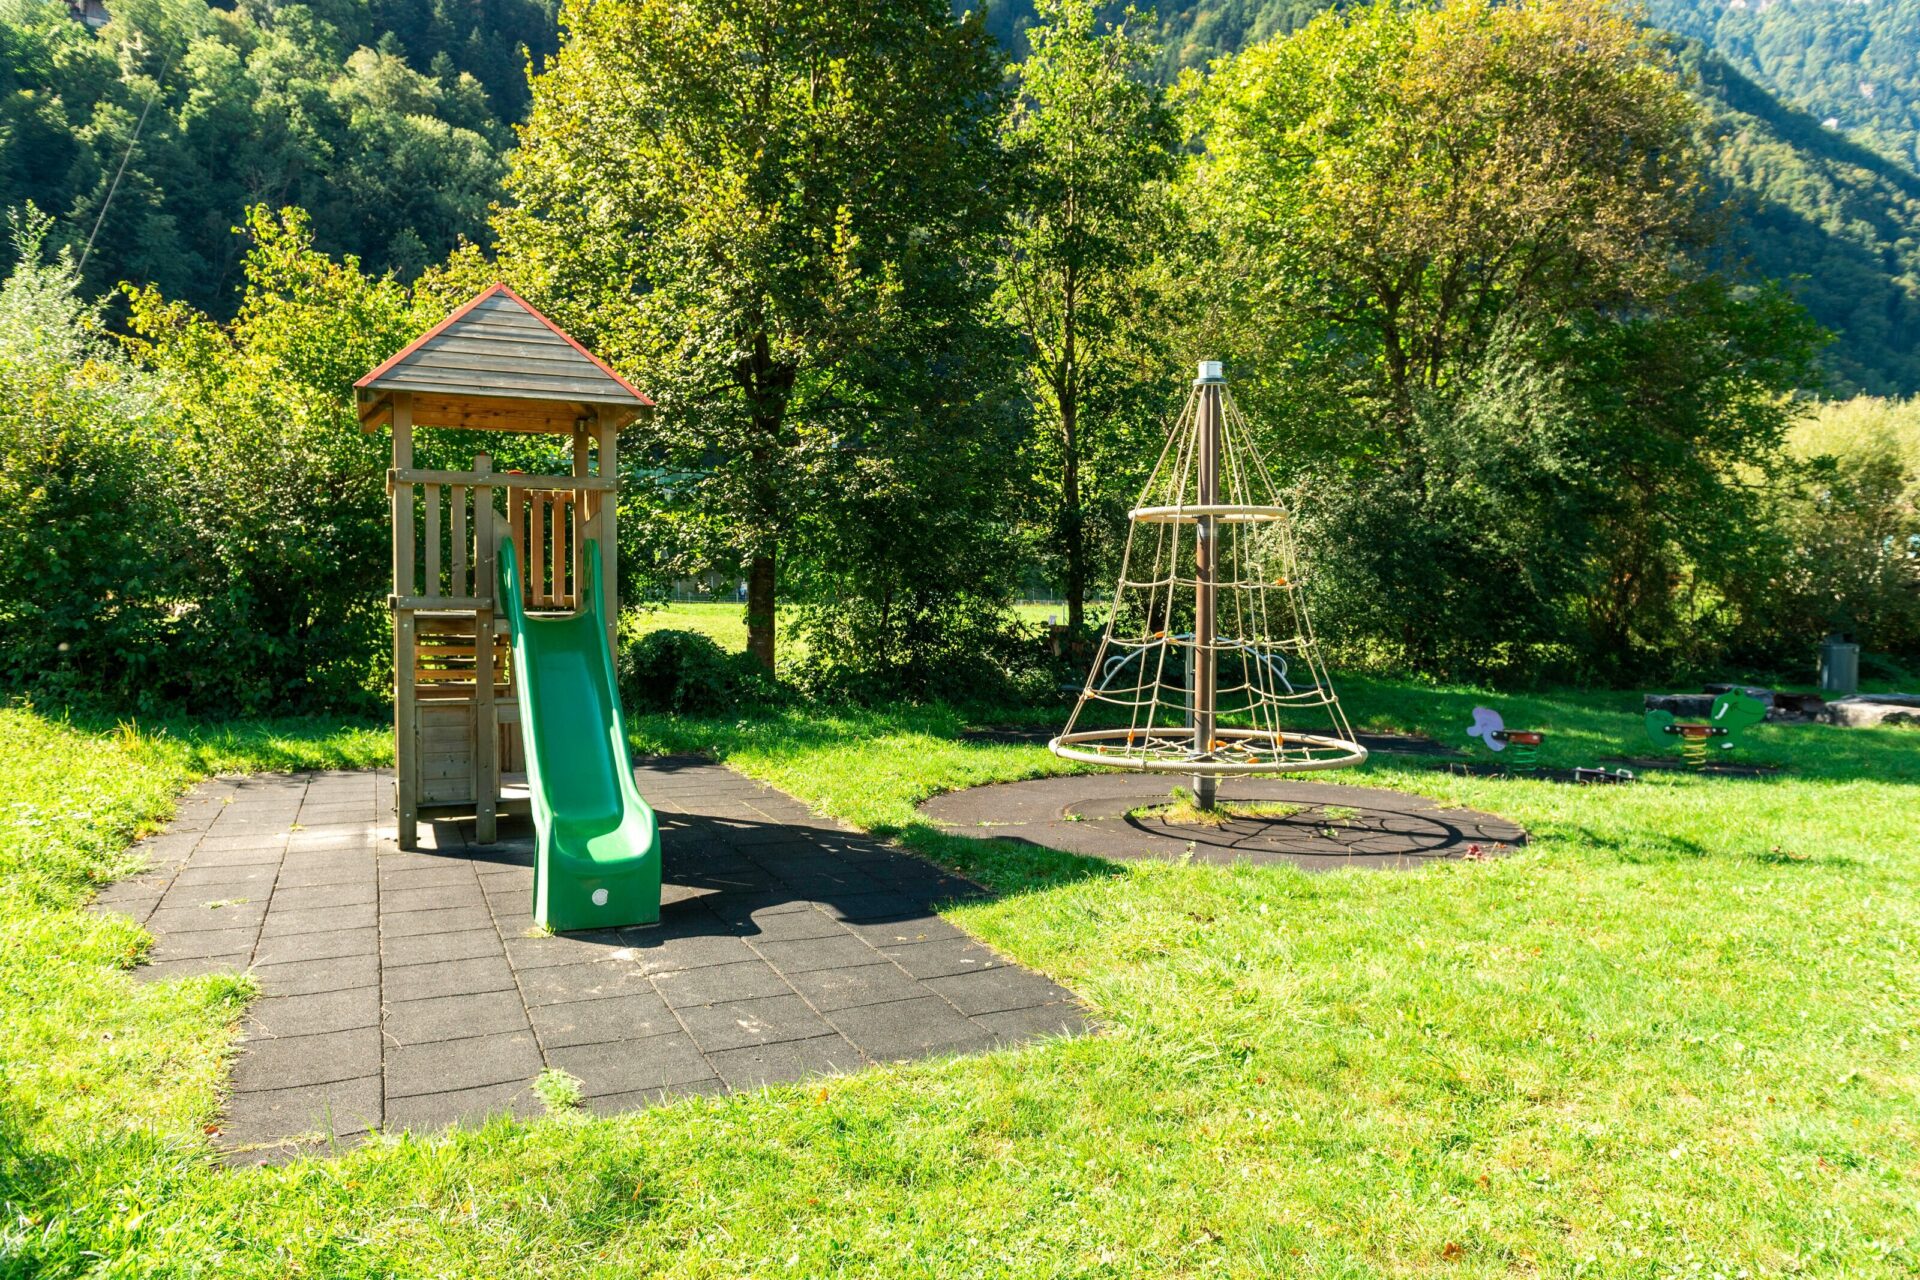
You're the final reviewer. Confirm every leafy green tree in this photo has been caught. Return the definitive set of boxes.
[0,207,176,707]
[1194,0,1707,438]
[123,206,424,710]
[1185,0,1826,679]
[497,0,1012,669]
[1753,395,1920,665]
[999,0,1179,633]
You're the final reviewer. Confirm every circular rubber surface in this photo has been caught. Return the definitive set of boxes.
[919,775,1525,871]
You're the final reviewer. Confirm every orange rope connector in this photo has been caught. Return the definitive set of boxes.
[1273,577,1289,587]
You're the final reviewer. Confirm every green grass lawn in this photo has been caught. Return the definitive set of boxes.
[2,682,1917,1277]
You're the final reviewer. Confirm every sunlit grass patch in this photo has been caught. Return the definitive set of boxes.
[1127,786,1309,826]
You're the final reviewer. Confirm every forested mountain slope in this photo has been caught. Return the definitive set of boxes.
[1690,46,1920,395]
[0,0,555,313]
[983,0,1920,394]
[1650,0,1920,176]
[7,0,1919,391]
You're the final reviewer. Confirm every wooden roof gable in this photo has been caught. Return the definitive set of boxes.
[355,285,652,434]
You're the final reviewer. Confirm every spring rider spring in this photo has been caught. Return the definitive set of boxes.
[1467,706,1544,772]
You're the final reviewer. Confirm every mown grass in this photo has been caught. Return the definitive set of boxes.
[2,682,1917,1277]
[624,601,1087,659]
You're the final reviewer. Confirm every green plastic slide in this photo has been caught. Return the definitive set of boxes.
[498,537,660,932]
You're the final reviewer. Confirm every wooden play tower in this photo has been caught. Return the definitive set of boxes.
[355,285,651,850]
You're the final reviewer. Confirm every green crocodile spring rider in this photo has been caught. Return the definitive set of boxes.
[1643,690,1769,768]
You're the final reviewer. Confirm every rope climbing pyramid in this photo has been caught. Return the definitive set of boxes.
[1049,361,1367,804]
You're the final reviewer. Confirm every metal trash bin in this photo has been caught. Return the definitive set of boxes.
[1820,633,1860,694]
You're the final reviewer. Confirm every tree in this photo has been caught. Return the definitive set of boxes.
[123,206,424,710]
[1186,0,1826,679]
[497,0,1010,669]
[998,0,1179,633]
[0,206,176,707]
[1194,0,1707,438]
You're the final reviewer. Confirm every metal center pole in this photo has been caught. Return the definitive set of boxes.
[1193,362,1222,808]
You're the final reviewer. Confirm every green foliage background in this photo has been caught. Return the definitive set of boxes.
[982,0,1920,398]
[0,0,554,313]
[0,0,1914,714]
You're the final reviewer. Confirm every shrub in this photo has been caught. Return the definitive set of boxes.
[0,210,179,711]
[121,208,421,715]
[617,627,777,715]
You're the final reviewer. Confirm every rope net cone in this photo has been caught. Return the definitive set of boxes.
[1049,363,1367,778]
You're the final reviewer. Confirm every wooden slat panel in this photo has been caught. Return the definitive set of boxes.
[391,594,490,611]
[451,486,469,598]
[366,394,641,436]
[534,491,548,607]
[411,643,506,659]
[510,487,527,605]
[424,484,441,597]
[467,296,554,323]
[373,364,631,398]
[411,407,581,435]
[550,492,566,609]
[448,317,572,345]
[533,492,549,606]
[408,339,586,366]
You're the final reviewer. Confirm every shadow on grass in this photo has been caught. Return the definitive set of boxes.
[1540,821,1858,870]
[886,821,1123,899]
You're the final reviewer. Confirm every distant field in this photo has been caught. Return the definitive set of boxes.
[624,600,1095,659]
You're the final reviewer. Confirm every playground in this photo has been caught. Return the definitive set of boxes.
[7,293,1916,1277]
[12,671,1918,1274]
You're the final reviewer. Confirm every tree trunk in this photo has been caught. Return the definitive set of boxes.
[1062,398,1085,634]
[1060,273,1084,633]
[746,552,776,670]
[734,322,793,673]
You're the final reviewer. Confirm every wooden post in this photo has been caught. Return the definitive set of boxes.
[595,408,620,656]
[392,392,419,850]
[472,452,498,844]
[1192,372,1220,809]
[572,422,590,608]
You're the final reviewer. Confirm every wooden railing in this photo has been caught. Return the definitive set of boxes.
[389,460,611,611]
[506,484,579,610]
